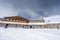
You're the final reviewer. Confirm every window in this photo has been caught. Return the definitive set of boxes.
[13,20,15,22]
[10,19,12,21]
[21,20,24,23]
[19,20,21,22]
[24,21,26,23]
[16,20,18,22]
[6,19,9,21]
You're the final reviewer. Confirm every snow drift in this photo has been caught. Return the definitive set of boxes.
[0,27,60,40]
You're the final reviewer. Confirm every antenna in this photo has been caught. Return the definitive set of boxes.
[41,16,44,20]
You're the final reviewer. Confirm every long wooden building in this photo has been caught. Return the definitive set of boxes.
[3,16,29,28]
[0,16,60,29]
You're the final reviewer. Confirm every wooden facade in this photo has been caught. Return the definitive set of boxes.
[1,16,60,29]
[3,16,29,28]
[4,16,29,23]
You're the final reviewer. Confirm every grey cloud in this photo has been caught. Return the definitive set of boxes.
[0,0,60,19]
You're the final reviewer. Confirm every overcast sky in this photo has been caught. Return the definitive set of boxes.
[0,0,60,22]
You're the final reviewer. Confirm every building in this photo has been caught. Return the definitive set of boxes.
[29,20,45,28]
[2,16,45,28]
[0,16,60,29]
[3,16,29,28]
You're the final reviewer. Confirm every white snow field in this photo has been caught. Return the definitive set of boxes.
[0,27,60,40]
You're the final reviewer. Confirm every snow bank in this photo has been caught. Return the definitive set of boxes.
[0,27,60,40]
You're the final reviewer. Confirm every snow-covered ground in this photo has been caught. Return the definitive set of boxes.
[0,27,60,40]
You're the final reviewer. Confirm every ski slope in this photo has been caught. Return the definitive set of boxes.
[0,27,60,40]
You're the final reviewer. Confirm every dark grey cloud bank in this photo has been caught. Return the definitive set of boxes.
[0,0,60,19]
